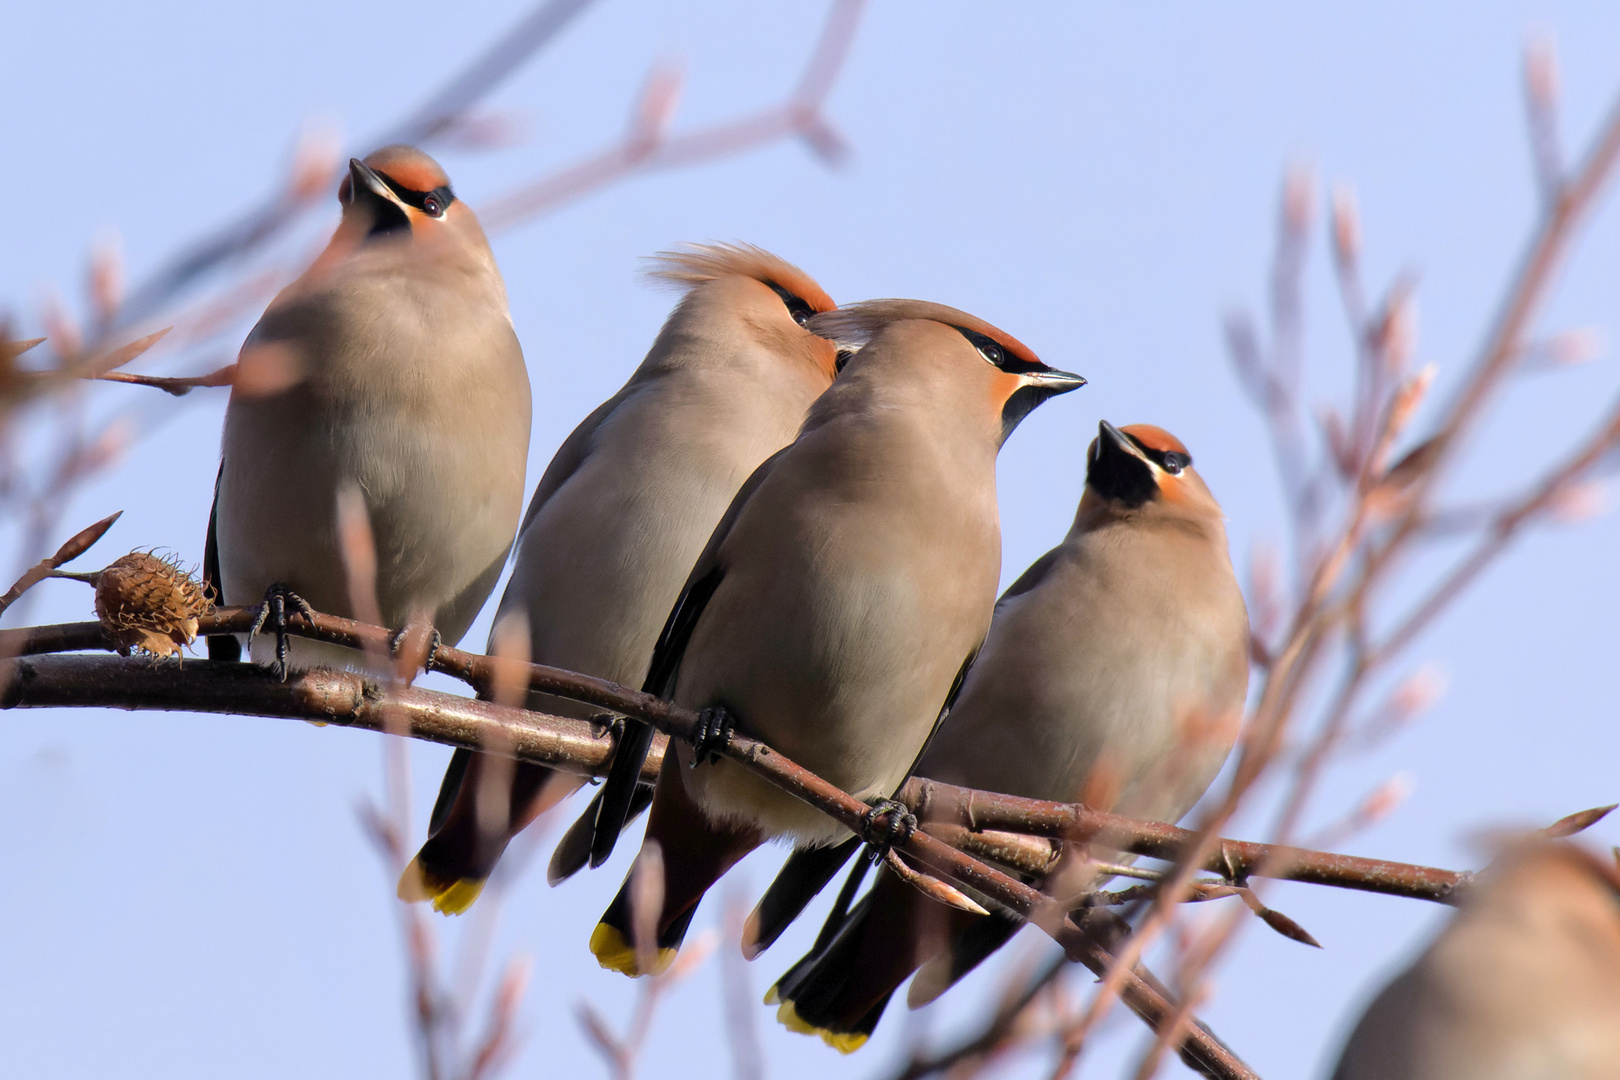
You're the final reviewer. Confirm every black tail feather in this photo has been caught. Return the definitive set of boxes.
[589,720,657,867]
[550,782,655,886]
[747,837,862,957]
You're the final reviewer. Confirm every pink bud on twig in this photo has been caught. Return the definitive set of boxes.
[1548,478,1609,523]
[289,124,343,203]
[88,233,124,327]
[1282,164,1315,234]
[1526,35,1560,110]
[1331,186,1361,266]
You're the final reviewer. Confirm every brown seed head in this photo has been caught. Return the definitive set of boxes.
[94,551,212,657]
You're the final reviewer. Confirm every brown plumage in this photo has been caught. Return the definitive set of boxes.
[207,145,530,672]
[399,244,840,913]
[586,299,1085,977]
[767,420,1249,1050]
[1332,841,1620,1080]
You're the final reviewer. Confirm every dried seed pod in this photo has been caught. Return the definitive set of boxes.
[94,551,212,657]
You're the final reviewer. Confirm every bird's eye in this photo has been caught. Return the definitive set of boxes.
[1160,452,1187,475]
[767,283,816,327]
[423,195,443,217]
[954,325,1030,372]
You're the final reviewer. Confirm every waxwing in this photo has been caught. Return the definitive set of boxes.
[398,244,842,914]
[586,299,1086,977]
[206,146,531,672]
[766,421,1250,1051]
[1332,841,1620,1080]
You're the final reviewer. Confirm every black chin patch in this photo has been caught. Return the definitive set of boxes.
[366,199,411,239]
[1087,437,1157,506]
[1000,384,1060,445]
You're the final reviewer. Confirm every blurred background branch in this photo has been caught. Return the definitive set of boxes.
[6,6,1620,1079]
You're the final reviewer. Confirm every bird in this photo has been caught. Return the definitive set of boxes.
[766,421,1250,1052]
[397,244,843,915]
[205,145,531,676]
[585,299,1087,979]
[1331,840,1620,1080]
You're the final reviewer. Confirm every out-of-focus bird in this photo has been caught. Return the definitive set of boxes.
[766,421,1249,1051]
[398,244,842,914]
[1332,841,1620,1080]
[586,299,1086,978]
[206,145,530,674]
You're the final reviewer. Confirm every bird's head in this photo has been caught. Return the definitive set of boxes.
[337,145,466,242]
[1084,421,1220,517]
[806,300,1085,444]
[645,243,844,383]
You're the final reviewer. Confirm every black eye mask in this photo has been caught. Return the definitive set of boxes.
[375,173,456,219]
[767,282,817,327]
[951,325,1047,376]
[1125,432,1192,476]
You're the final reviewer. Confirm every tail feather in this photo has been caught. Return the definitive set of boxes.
[549,782,656,887]
[774,866,993,1048]
[775,994,889,1054]
[770,868,955,1048]
[591,886,696,977]
[906,908,1023,1008]
[744,837,862,958]
[207,635,242,662]
[399,754,583,914]
[428,747,473,836]
[590,756,761,977]
[202,461,239,662]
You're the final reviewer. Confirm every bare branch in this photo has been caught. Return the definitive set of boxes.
[0,511,123,618]
[113,0,601,329]
[479,0,866,231]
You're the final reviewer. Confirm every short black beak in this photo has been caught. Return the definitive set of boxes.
[1087,420,1157,507]
[999,368,1085,446]
[1097,419,1137,457]
[348,158,395,205]
[1030,368,1087,394]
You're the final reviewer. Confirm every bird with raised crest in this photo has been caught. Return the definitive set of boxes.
[584,299,1086,979]
[398,244,844,915]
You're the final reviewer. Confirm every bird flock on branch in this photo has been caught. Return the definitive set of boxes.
[7,9,1620,1075]
[130,141,1620,1074]
[202,143,1241,1053]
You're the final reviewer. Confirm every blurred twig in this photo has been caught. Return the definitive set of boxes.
[112,0,601,331]
[0,511,121,619]
[479,0,864,229]
[577,928,719,1080]
[1108,38,1620,1080]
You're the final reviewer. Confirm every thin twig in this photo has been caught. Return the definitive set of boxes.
[0,511,122,619]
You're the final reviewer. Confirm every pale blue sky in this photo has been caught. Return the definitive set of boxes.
[4,3,1619,1077]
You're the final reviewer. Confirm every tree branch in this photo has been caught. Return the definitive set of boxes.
[0,633,1253,1077]
[1,652,663,786]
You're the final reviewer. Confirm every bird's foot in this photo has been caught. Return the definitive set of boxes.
[388,625,443,673]
[590,713,625,740]
[861,799,918,853]
[688,705,735,767]
[248,583,316,682]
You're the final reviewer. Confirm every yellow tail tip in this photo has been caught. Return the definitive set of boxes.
[430,877,487,915]
[589,923,677,977]
[395,856,486,915]
[774,1001,868,1054]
